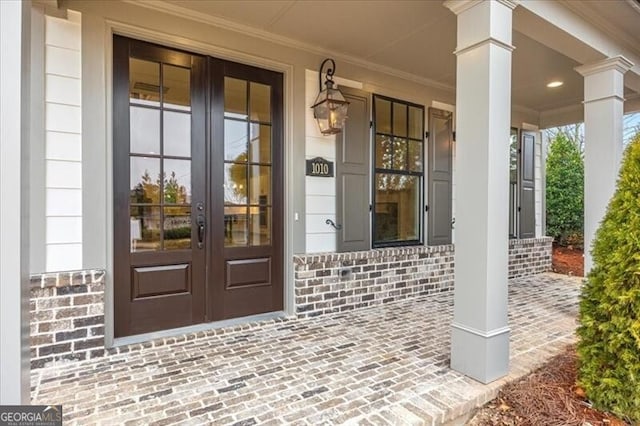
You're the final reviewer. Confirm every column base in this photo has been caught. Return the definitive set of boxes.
[450,322,510,383]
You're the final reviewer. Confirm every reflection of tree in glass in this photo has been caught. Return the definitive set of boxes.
[130,169,188,205]
[227,152,248,203]
[164,171,188,204]
[131,170,160,204]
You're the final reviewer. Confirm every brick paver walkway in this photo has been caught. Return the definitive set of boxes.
[31,273,581,425]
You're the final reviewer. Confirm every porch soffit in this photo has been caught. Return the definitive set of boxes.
[120,0,636,115]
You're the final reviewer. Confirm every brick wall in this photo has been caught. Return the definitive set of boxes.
[293,245,455,318]
[508,237,553,278]
[293,237,553,319]
[28,238,551,368]
[30,270,105,369]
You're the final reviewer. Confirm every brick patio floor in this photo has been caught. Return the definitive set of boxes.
[31,272,581,425]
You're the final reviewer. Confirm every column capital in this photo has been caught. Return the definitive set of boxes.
[444,0,519,16]
[575,56,634,77]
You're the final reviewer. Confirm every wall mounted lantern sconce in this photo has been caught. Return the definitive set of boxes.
[311,58,349,135]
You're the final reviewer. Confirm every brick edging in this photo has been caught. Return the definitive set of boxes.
[294,244,454,265]
[508,236,553,247]
[30,269,106,289]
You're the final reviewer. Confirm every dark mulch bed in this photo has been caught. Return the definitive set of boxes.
[467,346,629,425]
[552,244,584,277]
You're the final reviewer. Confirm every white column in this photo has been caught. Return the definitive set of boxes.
[576,57,633,273]
[0,0,31,404]
[444,0,516,384]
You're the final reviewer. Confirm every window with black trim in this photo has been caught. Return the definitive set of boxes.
[372,95,424,246]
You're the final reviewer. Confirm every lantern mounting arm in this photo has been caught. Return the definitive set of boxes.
[319,58,336,91]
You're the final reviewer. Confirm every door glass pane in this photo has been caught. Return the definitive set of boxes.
[163,64,190,111]
[375,135,393,169]
[164,206,191,250]
[249,206,270,246]
[130,157,160,204]
[393,103,407,137]
[224,163,247,204]
[163,159,191,204]
[224,206,247,246]
[393,138,408,170]
[130,106,160,155]
[409,106,423,140]
[163,111,191,157]
[249,165,271,205]
[224,77,247,119]
[224,119,248,162]
[375,98,391,134]
[130,206,161,252]
[374,173,420,242]
[250,82,270,123]
[408,140,423,172]
[129,58,160,106]
[249,123,271,164]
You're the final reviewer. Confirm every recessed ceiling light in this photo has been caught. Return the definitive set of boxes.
[547,81,563,88]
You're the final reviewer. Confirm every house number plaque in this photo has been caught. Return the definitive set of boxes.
[306,157,334,177]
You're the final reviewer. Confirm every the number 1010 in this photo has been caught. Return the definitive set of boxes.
[312,163,329,175]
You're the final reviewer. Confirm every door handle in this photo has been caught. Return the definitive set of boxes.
[325,219,342,230]
[197,214,205,249]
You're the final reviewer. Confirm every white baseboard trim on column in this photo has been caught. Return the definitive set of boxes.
[450,322,511,384]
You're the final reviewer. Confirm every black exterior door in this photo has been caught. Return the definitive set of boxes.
[113,37,283,337]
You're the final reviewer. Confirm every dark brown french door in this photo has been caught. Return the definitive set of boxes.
[113,36,283,338]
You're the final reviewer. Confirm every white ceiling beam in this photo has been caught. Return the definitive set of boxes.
[516,0,640,93]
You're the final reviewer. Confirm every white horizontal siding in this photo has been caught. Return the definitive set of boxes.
[46,188,82,216]
[305,69,337,253]
[46,217,82,243]
[45,46,81,78]
[45,74,81,105]
[44,14,82,271]
[46,160,82,189]
[306,214,337,234]
[46,243,82,272]
[45,103,81,133]
[46,131,81,161]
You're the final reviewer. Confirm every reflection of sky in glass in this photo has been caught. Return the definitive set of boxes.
[224,119,247,161]
[130,107,159,155]
[163,111,191,157]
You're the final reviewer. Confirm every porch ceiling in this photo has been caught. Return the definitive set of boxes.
[156,0,637,115]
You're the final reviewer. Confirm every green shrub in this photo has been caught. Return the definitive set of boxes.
[577,132,640,422]
[546,133,584,246]
[164,226,191,240]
